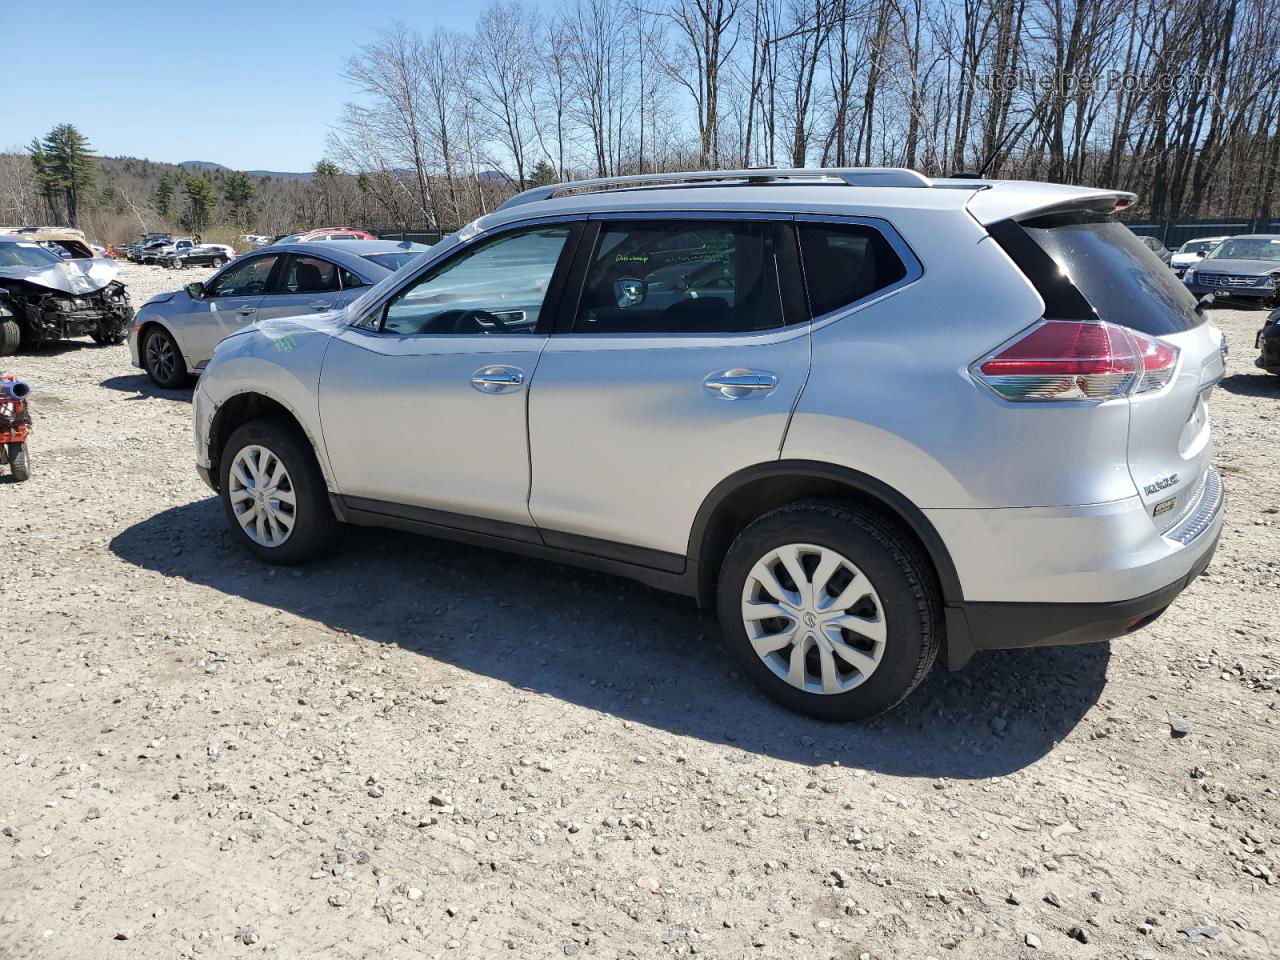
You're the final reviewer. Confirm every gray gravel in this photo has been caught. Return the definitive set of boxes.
[0,267,1277,958]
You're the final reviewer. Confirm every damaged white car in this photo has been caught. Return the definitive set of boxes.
[0,234,133,355]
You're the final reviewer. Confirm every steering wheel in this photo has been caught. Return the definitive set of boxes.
[417,309,511,335]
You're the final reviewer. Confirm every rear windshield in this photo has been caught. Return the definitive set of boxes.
[361,252,423,271]
[1019,213,1202,335]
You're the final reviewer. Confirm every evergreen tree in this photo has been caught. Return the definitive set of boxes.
[153,173,175,218]
[35,124,97,227]
[528,160,559,187]
[225,171,256,227]
[183,175,218,231]
[28,138,59,222]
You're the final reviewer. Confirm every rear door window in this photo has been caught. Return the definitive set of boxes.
[275,255,341,294]
[797,223,909,317]
[1017,213,1202,335]
[572,221,783,334]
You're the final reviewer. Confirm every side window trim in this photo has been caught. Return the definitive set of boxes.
[557,213,794,337]
[792,214,924,324]
[374,219,584,336]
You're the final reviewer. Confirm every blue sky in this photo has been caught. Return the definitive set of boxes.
[7,2,481,172]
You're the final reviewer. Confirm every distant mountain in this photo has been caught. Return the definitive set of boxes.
[180,160,313,180]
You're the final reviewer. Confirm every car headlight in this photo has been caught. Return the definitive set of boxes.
[1184,269,1196,282]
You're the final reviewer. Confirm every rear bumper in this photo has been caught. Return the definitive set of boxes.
[935,469,1224,668]
[946,529,1218,668]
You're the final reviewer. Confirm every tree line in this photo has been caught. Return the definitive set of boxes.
[330,0,1280,230]
[3,0,1278,241]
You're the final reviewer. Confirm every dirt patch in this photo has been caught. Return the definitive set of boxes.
[0,286,1276,959]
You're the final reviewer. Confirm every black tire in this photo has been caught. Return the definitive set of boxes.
[142,326,190,388]
[91,329,127,346]
[0,319,18,356]
[218,417,336,564]
[716,500,942,721]
[8,442,29,482]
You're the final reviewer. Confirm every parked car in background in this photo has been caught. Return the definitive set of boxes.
[189,168,1225,720]
[1183,235,1280,306]
[1170,236,1230,278]
[273,228,376,244]
[1134,233,1172,266]
[127,233,174,262]
[1256,307,1280,375]
[130,239,430,387]
[157,242,236,268]
[0,234,132,354]
[136,238,177,264]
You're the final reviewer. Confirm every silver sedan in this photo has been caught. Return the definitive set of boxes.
[129,240,431,387]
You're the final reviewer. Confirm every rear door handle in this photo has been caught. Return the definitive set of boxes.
[471,365,526,394]
[235,307,256,316]
[703,369,779,399]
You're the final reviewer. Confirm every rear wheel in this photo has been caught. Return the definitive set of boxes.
[219,417,336,564]
[0,319,19,356]
[8,442,29,482]
[143,327,189,388]
[716,501,942,721]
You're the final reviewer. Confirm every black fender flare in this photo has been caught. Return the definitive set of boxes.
[686,459,965,605]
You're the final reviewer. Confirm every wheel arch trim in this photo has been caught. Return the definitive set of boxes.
[687,459,965,605]
[205,387,337,494]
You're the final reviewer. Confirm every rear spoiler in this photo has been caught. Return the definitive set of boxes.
[966,182,1137,226]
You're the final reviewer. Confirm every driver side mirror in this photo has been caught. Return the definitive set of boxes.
[185,282,206,299]
[614,277,647,308]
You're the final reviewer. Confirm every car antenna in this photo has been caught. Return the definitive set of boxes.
[950,102,1048,180]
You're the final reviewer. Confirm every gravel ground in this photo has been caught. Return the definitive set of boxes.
[1,263,1277,959]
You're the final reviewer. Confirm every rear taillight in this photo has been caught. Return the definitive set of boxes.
[972,320,1179,402]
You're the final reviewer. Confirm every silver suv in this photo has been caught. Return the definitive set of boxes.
[191,168,1225,720]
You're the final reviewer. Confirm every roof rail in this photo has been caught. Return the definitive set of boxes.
[497,167,932,210]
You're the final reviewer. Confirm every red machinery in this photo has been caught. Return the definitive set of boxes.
[0,374,31,482]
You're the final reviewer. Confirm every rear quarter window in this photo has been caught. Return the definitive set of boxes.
[797,223,909,318]
[1015,213,1203,335]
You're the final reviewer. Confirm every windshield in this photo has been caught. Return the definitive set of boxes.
[0,242,63,268]
[1206,238,1280,262]
[361,252,425,271]
[1178,240,1218,255]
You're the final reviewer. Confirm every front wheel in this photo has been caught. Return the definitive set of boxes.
[8,442,29,482]
[716,501,942,721]
[219,417,337,564]
[143,327,189,388]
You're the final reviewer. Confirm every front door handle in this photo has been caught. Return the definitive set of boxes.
[471,365,526,394]
[307,299,333,310]
[703,369,779,400]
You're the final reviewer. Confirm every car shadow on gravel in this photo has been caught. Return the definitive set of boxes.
[99,374,193,402]
[110,499,1109,779]
[1219,372,1280,397]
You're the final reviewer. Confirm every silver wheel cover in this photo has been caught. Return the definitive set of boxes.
[228,444,297,547]
[741,543,887,695]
